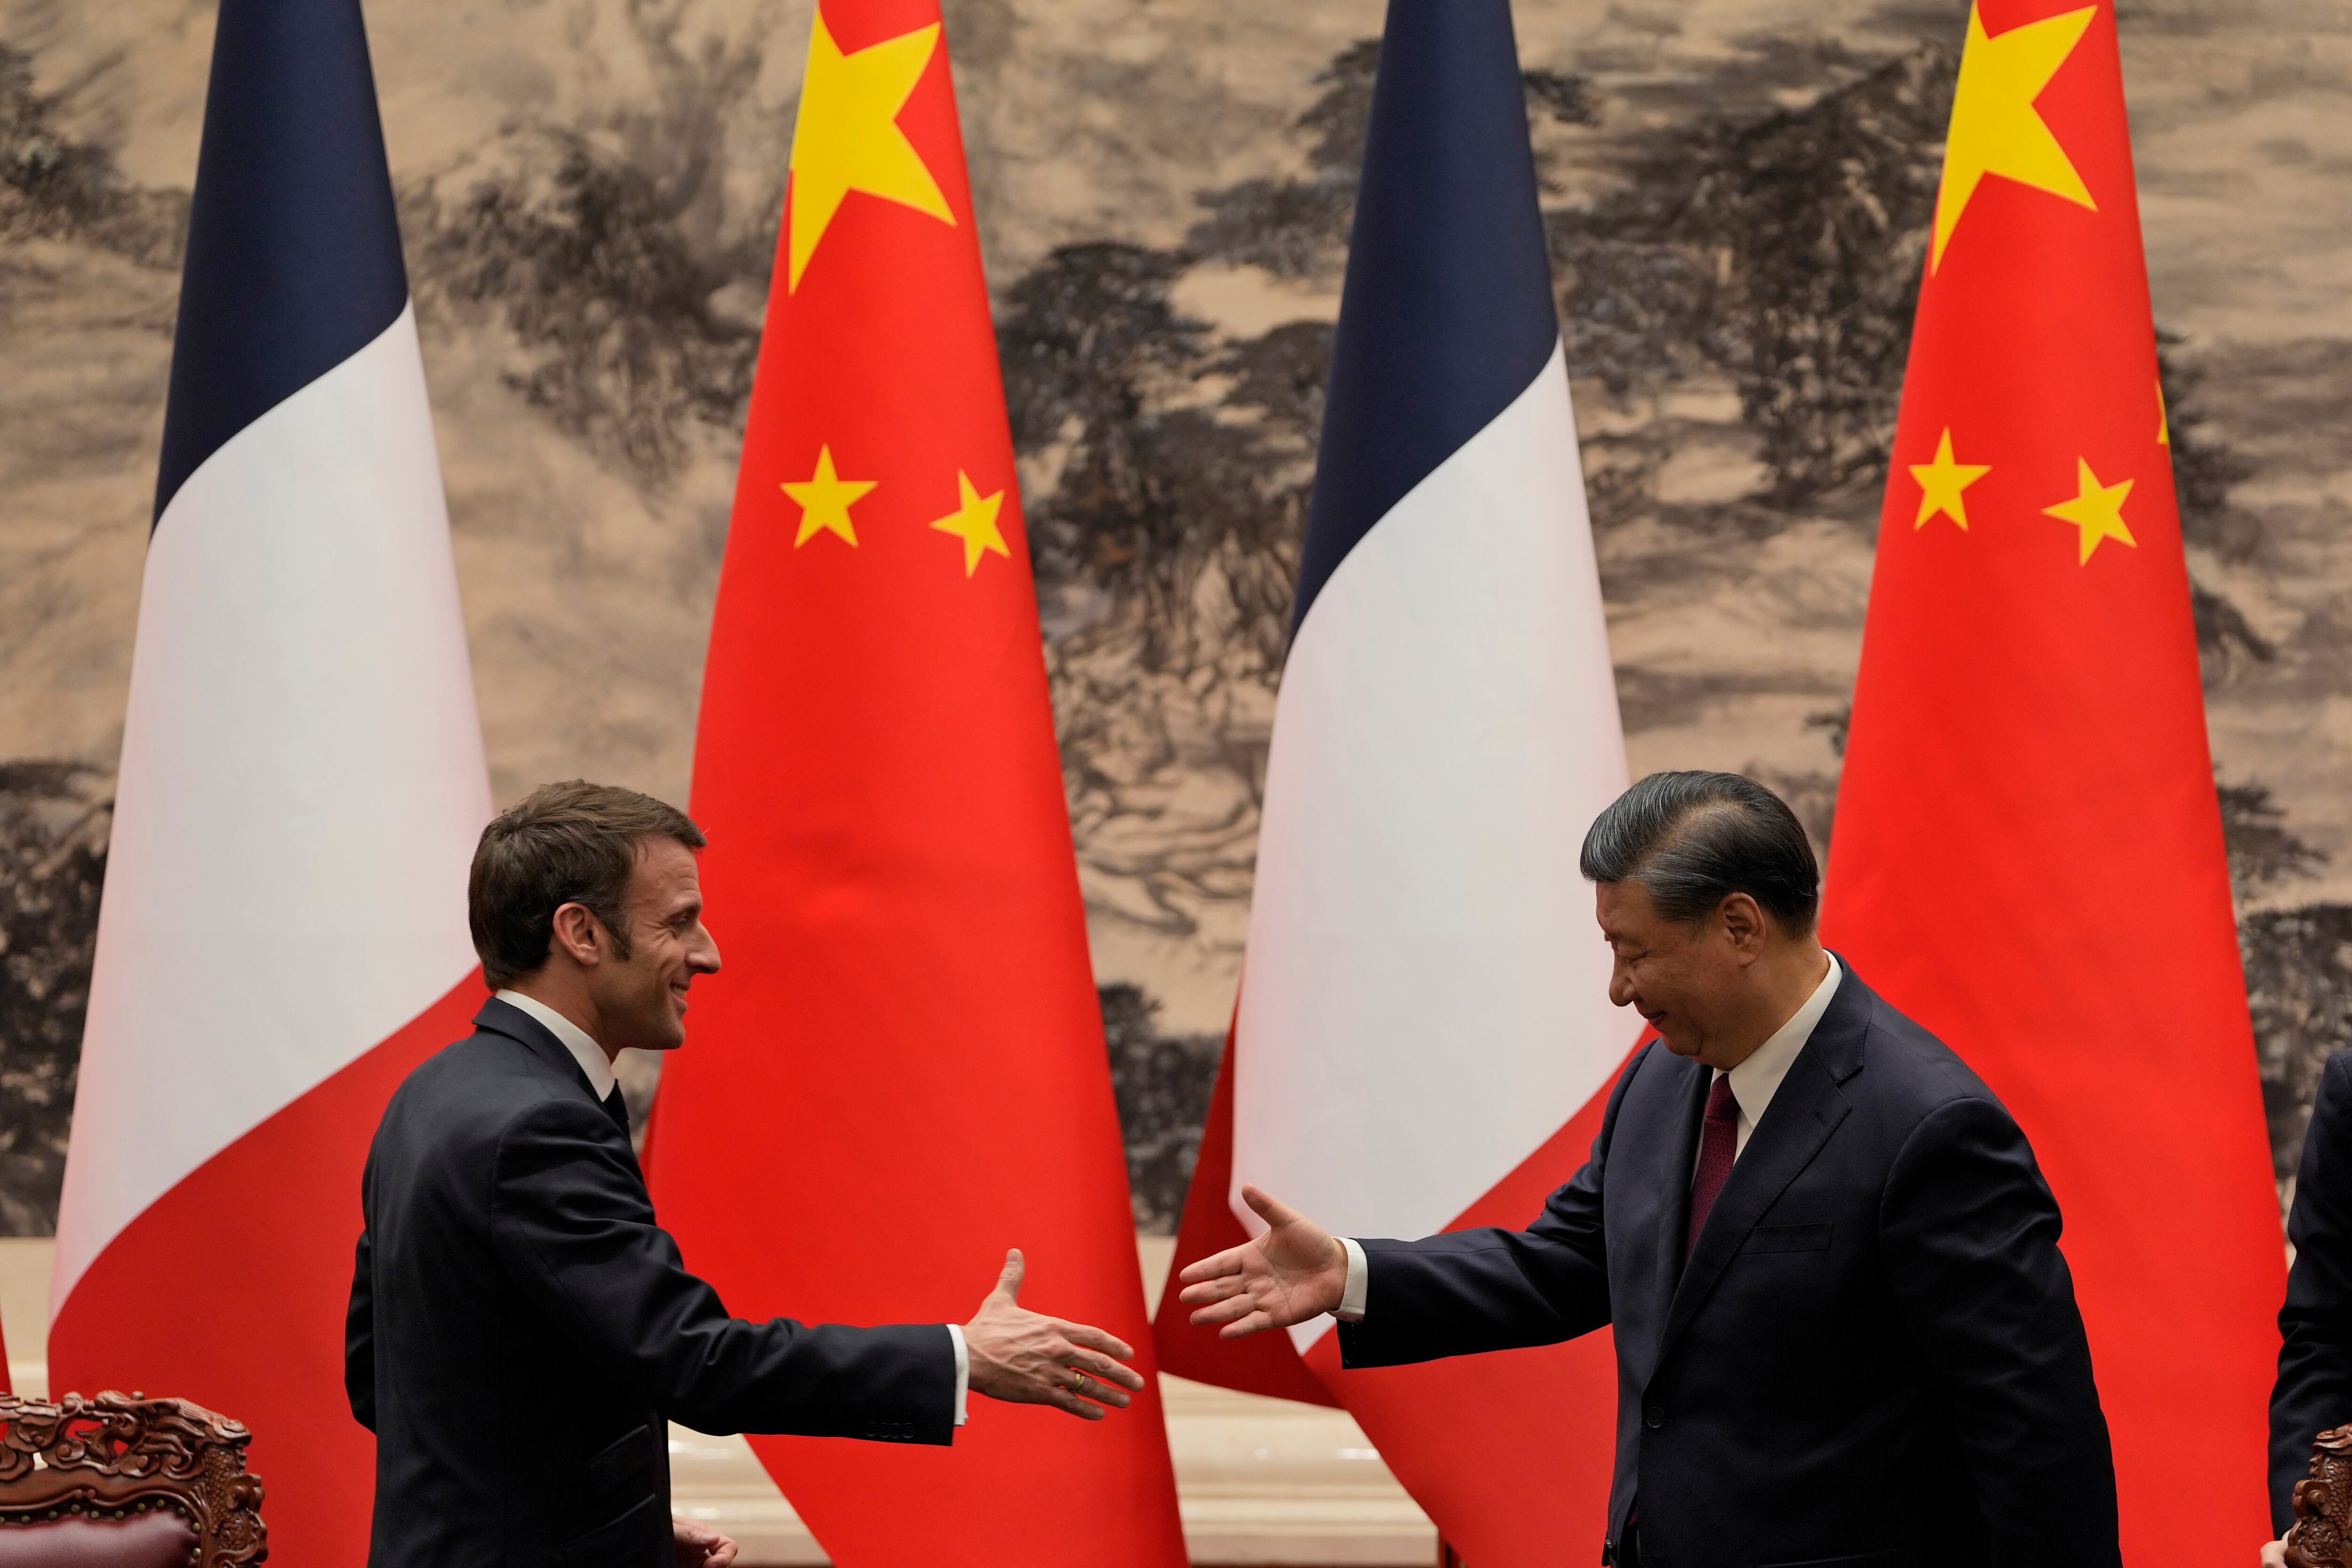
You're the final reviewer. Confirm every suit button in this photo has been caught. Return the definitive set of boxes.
[1644,1406,1665,1429]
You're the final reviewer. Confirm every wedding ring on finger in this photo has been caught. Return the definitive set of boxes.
[1071,1370,1090,1396]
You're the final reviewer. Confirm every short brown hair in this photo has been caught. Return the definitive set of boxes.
[469,780,707,988]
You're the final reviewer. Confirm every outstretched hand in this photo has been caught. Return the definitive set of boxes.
[672,1515,737,1567]
[963,1249,1146,1420]
[1176,1185,1347,1338]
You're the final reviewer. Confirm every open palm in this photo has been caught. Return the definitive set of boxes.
[1176,1185,1347,1338]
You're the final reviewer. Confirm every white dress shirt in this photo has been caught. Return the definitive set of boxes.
[1701,952,1841,1168]
[492,989,970,1423]
[1332,953,1843,1324]
[497,988,617,1098]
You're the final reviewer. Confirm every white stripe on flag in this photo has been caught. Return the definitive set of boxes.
[55,302,489,1315]
[1233,340,1629,1351]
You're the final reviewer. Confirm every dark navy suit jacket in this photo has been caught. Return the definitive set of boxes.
[2273,1048,2352,1530]
[1336,963,2118,1568]
[347,997,955,1568]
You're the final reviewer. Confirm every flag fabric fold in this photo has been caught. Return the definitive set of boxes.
[645,2,1187,1564]
[51,0,491,1560]
[1157,3,1635,1562]
[1824,3,2283,1562]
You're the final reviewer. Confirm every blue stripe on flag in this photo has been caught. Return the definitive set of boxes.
[1291,0,1559,641]
[153,0,410,524]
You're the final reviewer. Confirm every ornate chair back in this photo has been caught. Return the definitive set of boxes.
[0,1392,265,1567]
[2290,1425,2352,1567]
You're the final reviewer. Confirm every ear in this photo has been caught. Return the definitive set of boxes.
[548,901,607,969]
[1716,892,1767,961]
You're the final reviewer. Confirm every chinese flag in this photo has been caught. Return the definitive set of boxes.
[1824,3,2281,1562]
[647,2,1187,1563]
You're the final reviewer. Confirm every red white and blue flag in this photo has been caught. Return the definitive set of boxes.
[51,0,489,1560]
[1155,3,1633,1562]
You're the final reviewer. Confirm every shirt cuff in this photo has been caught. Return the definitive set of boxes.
[946,1322,969,1426]
[1336,1237,1368,1321]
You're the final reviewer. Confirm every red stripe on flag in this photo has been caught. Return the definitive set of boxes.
[1304,1041,1638,1568]
[1160,1033,1645,1565]
[1152,1025,1339,1407]
[50,973,482,1568]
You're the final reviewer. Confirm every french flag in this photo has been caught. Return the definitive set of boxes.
[1154,2,1634,1561]
[51,0,489,1560]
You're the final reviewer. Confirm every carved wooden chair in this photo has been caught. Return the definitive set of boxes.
[2290,1425,2352,1566]
[0,1392,265,1567]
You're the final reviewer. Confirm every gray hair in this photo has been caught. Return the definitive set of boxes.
[1579,771,1820,934]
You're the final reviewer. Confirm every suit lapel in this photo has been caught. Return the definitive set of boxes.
[476,997,604,1103]
[1657,961,1868,1357]
[473,1000,645,1178]
[1651,1057,1711,1325]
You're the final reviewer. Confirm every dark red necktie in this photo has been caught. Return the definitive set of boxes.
[1686,1075,1740,1258]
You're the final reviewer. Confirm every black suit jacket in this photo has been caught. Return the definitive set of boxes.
[2272,1048,2352,1530]
[347,997,955,1568]
[1336,963,2118,1568]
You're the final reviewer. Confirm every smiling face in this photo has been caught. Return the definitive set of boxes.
[584,836,721,1053]
[1595,877,1763,1068]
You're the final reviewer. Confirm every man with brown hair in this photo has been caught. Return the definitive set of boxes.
[347,780,1144,1568]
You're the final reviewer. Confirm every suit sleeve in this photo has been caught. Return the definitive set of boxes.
[489,1095,957,1443]
[1335,1047,1644,1369]
[1881,1096,2119,1567]
[2274,1050,2352,1532]
[345,1226,376,1432]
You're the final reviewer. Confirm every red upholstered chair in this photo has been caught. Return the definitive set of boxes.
[0,1393,265,1567]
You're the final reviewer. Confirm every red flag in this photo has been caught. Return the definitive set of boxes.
[646,2,1186,1564]
[1824,3,2281,1560]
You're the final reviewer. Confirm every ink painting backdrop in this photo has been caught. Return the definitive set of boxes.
[4,0,2352,1237]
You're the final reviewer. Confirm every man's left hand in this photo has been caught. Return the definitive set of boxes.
[675,1514,738,1567]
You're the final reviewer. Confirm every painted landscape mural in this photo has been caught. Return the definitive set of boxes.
[6,0,2352,1233]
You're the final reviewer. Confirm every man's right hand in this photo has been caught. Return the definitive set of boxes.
[1176,1185,1347,1338]
[962,1249,1146,1420]
[2262,1537,2288,1568]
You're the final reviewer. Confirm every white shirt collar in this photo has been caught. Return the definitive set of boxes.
[495,988,618,1100]
[1716,952,1842,1158]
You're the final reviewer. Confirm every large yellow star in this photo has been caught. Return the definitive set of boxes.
[785,8,955,293]
[1910,427,1992,531]
[928,471,1010,576]
[2042,457,2136,564]
[1930,3,2099,272]
[782,445,876,548]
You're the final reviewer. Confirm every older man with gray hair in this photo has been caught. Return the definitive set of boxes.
[1179,770,2120,1568]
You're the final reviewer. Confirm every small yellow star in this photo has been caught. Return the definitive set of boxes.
[2042,457,2137,565]
[782,445,876,548]
[1931,3,2098,272]
[786,8,955,292]
[928,470,1010,576]
[2155,377,2170,446]
[1910,427,1992,531]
